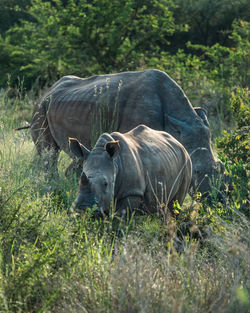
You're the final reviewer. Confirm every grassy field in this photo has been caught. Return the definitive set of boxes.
[0,89,249,313]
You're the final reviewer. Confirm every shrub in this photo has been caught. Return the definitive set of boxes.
[216,88,249,215]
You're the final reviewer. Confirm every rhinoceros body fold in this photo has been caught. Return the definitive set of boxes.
[30,69,224,195]
[70,125,192,214]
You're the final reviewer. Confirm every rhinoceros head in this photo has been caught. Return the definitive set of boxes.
[189,147,226,197]
[167,107,227,197]
[69,135,120,213]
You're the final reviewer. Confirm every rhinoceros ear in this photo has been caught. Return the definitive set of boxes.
[194,107,209,127]
[105,140,120,158]
[69,138,90,160]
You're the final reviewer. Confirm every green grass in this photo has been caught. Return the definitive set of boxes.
[0,90,249,313]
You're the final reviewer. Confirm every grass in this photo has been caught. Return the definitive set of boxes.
[0,90,249,313]
[90,77,121,148]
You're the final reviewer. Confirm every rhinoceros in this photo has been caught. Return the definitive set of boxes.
[69,125,192,214]
[29,69,225,196]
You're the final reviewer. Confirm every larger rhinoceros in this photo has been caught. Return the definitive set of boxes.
[69,125,192,215]
[30,69,224,195]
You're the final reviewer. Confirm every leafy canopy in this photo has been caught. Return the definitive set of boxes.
[0,0,179,88]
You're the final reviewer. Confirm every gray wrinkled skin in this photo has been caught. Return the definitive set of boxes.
[30,69,226,195]
[70,125,192,215]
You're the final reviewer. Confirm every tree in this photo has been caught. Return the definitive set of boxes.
[172,0,250,48]
[0,0,180,89]
[0,0,31,35]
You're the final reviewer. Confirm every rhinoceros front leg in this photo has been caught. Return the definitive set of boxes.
[115,196,143,218]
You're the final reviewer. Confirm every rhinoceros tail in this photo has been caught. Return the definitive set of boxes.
[14,125,31,131]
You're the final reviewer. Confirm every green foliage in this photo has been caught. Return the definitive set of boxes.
[218,88,249,161]
[173,0,250,47]
[0,0,248,95]
[0,0,31,35]
[0,0,179,88]
[217,88,249,212]
[188,20,250,88]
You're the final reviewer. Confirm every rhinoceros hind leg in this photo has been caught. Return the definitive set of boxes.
[31,115,60,175]
[115,196,142,218]
[168,182,190,214]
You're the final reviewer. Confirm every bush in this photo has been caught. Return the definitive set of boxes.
[0,0,179,89]
[216,88,249,215]
[187,19,250,88]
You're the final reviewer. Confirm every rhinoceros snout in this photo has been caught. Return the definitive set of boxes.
[72,193,99,212]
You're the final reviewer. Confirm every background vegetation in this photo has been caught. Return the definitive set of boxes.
[0,0,249,312]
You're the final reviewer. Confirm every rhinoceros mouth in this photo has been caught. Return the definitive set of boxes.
[72,191,99,211]
[74,205,106,219]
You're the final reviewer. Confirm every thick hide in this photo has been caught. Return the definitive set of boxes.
[70,125,192,215]
[30,69,225,195]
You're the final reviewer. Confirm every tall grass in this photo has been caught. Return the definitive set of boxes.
[90,78,122,147]
[0,90,249,312]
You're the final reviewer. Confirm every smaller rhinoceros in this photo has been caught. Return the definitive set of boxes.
[69,125,192,215]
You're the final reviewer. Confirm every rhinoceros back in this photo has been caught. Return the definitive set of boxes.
[110,125,192,211]
[33,69,191,153]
